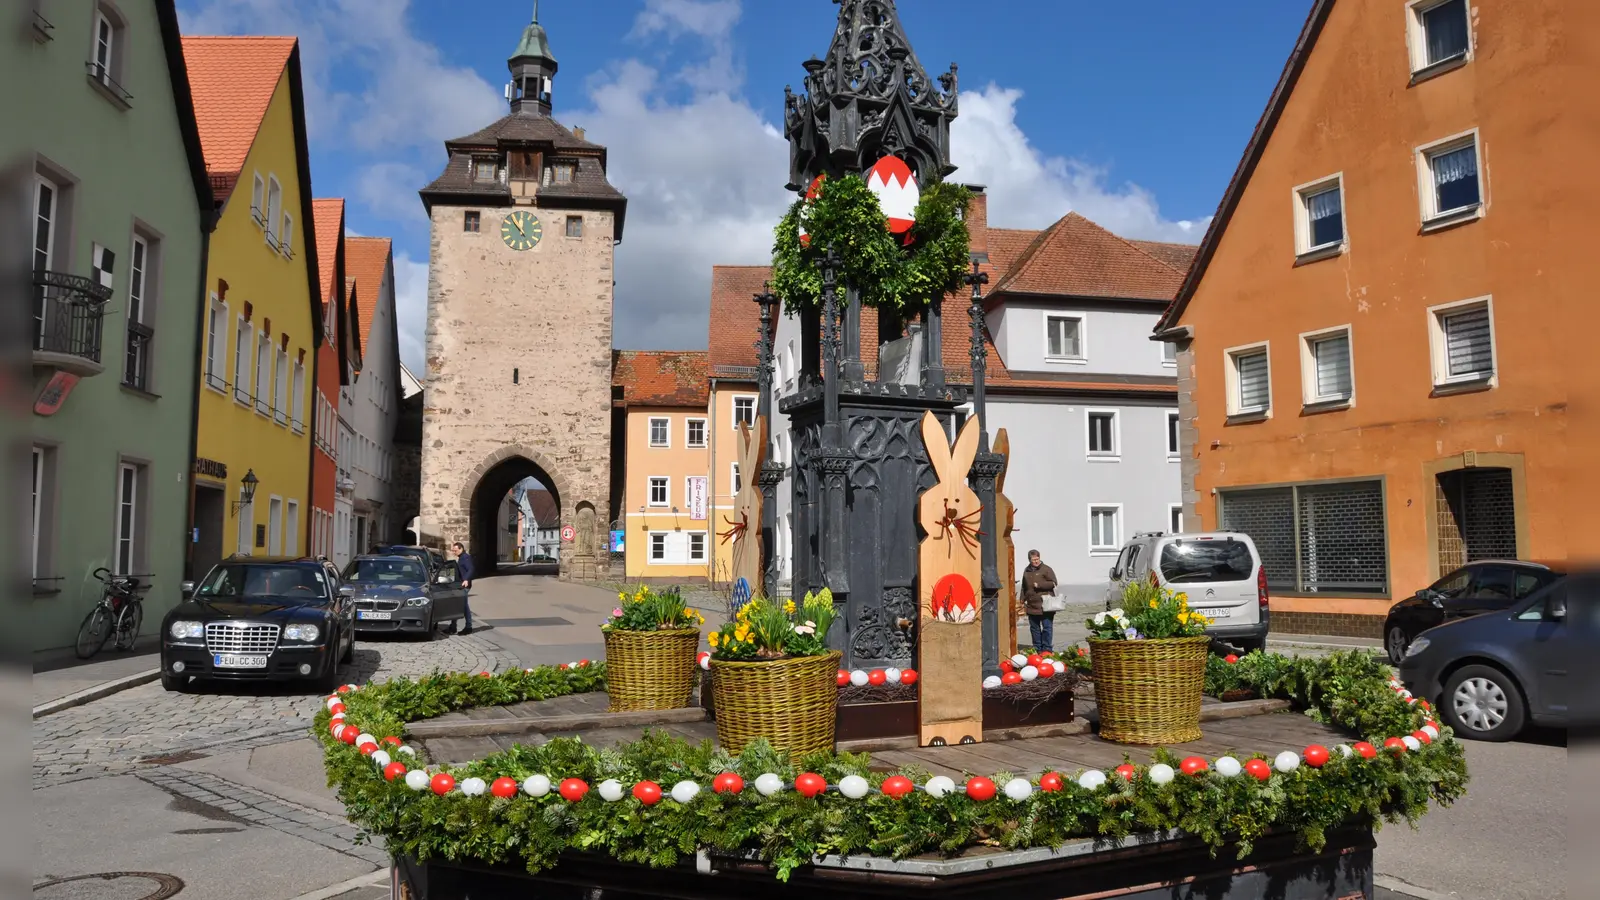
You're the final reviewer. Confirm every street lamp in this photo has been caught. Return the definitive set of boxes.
[231,469,259,516]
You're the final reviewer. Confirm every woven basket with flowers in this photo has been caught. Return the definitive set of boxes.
[1086,581,1213,745]
[600,585,706,712]
[708,589,841,757]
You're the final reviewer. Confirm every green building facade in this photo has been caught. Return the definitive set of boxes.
[8,0,213,653]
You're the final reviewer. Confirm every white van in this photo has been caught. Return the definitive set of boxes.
[1104,531,1270,653]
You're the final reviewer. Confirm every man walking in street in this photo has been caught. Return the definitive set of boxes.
[452,541,475,635]
[1020,549,1059,654]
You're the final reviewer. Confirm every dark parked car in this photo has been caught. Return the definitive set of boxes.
[375,545,449,579]
[1383,560,1565,664]
[161,557,354,692]
[342,554,468,637]
[1398,579,1569,741]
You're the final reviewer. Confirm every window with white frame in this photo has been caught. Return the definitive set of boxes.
[256,331,272,414]
[1086,410,1118,458]
[1417,133,1482,223]
[280,211,294,257]
[251,173,266,226]
[1407,0,1470,74]
[265,176,283,247]
[1089,505,1121,553]
[286,500,299,554]
[1167,411,1181,459]
[731,463,742,494]
[1162,340,1177,366]
[1294,176,1344,255]
[1301,327,1353,405]
[1045,314,1084,360]
[648,417,669,447]
[267,496,283,555]
[33,175,58,275]
[732,395,756,428]
[648,477,669,507]
[1168,504,1184,535]
[91,8,120,85]
[123,233,153,391]
[291,360,306,431]
[650,532,667,561]
[114,461,144,575]
[689,532,707,562]
[32,446,52,583]
[686,418,707,448]
[1226,344,1272,416]
[234,318,253,404]
[274,345,290,423]
[204,295,227,391]
[1428,298,1495,387]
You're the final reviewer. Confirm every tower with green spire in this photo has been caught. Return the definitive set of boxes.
[508,1,558,117]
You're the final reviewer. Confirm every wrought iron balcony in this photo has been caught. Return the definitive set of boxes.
[34,270,112,376]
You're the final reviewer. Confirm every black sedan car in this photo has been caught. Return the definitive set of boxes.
[375,545,449,579]
[342,554,468,637]
[1383,560,1565,664]
[1398,579,1569,741]
[161,557,354,692]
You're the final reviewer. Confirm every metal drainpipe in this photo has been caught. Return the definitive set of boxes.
[707,376,719,583]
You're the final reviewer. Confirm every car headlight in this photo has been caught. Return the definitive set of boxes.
[405,596,431,607]
[169,620,203,640]
[283,624,321,642]
[1403,636,1431,659]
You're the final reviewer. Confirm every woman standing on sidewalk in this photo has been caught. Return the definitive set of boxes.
[1020,550,1059,654]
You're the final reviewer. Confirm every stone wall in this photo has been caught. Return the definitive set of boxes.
[420,203,616,580]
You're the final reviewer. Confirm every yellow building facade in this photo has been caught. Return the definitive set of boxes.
[613,352,711,580]
[185,38,320,574]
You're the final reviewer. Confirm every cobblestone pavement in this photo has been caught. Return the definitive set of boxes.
[33,631,520,788]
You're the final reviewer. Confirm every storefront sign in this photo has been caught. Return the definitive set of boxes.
[687,476,709,521]
[193,457,228,480]
[610,530,625,553]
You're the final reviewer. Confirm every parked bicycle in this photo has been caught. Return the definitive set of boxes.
[74,568,148,660]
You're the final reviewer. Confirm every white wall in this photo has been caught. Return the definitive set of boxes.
[988,302,1176,377]
[349,259,401,549]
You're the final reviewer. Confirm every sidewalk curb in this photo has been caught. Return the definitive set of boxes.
[1374,874,1466,900]
[33,668,161,718]
[286,867,388,900]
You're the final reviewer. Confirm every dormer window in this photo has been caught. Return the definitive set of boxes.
[473,157,499,183]
[553,163,574,185]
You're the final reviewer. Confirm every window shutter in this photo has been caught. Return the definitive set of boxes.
[1236,352,1270,411]
[1443,307,1492,378]
[1313,334,1351,399]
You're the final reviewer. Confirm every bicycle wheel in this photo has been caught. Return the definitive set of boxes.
[114,603,143,651]
[75,606,112,659]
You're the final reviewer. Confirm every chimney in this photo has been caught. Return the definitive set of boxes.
[572,126,586,142]
[964,185,989,257]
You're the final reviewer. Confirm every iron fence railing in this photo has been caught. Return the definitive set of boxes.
[123,322,153,390]
[34,270,111,363]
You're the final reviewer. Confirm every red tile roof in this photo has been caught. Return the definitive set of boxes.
[613,351,709,407]
[181,36,295,203]
[524,488,559,526]
[344,237,392,362]
[1129,240,1199,274]
[708,266,769,378]
[989,213,1190,301]
[310,199,344,316]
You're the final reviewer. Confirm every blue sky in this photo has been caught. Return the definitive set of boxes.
[179,1,1312,372]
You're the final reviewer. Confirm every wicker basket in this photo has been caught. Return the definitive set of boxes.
[710,651,842,757]
[1088,636,1210,744]
[603,628,702,712]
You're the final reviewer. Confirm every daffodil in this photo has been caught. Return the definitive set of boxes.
[783,600,797,615]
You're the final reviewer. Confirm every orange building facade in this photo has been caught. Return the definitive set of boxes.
[1158,0,1580,637]
[613,351,712,580]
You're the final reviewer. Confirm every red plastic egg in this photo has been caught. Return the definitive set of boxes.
[558,663,569,670]
[1037,662,1055,678]
[430,773,456,795]
[559,778,590,801]
[868,669,888,686]
[1413,729,1432,744]
[1353,742,1378,759]
[359,742,378,756]
[1026,653,1043,668]
[383,762,408,781]
[479,671,492,678]
[337,685,353,695]
[329,702,345,716]
[491,777,519,798]
[900,669,919,685]
[1180,756,1208,776]
[999,659,1014,674]
[712,772,744,794]
[1244,759,1272,781]
[339,728,358,745]
[1383,737,1406,754]
[1001,671,1023,685]
[881,775,915,799]
[579,659,591,667]
[1303,745,1330,768]
[1224,654,1239,664]
[383,736,402,747]
[794,772,826,798]
[632,780,662,805]
[837,669,850,686]
[965,777,997,801]
[1115,764,1137,781]
[1039,771,1064,792]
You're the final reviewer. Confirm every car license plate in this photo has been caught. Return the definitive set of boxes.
[214,654,267,668]
[1203,607,1234,620]
[358,611,392,621]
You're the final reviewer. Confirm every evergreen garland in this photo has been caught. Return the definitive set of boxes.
[770,175,972,316]
[320,650,1466,883]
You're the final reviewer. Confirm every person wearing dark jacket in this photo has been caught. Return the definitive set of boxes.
[1019,550,1059,654]
[452,542,475,634]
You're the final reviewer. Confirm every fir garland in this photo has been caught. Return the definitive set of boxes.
[770,175,972,316]
[319,650,1466,883]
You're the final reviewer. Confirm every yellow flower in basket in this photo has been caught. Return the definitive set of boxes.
[1149,599,1158,609]
[1178,612,1190,625]
[783,600,796,615]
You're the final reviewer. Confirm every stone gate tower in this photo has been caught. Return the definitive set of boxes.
[417,8,625,580]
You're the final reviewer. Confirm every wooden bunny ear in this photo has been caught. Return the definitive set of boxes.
[993,428,1010,488]
[950,415,981,483]
[919,411,951,480]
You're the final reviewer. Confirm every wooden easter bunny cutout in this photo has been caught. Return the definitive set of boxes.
[993,428,1018,658]
[723,417,767,594]
[916,410,984,746]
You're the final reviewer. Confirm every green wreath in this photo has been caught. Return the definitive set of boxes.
[770,175,972,317]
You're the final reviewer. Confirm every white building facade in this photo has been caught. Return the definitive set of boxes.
[339,238,402,557]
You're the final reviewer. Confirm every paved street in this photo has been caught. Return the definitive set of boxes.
[33,574,1565,899]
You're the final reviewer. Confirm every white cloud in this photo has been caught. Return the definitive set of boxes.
[952,85,1207,242]
[355,162,428,224]
[392,251,429,372]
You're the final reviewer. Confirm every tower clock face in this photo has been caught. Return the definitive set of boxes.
[500,211,542,251]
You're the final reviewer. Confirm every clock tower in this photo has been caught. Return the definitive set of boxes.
[417,6,626,581]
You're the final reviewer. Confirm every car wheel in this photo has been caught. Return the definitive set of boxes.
[1442,664,1526,741]
[161,673,190,693]
[1385,624,1410,665]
